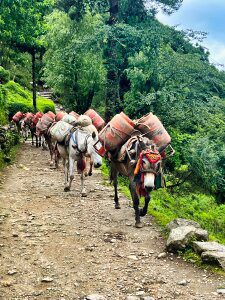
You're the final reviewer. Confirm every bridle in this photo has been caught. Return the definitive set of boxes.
[138,150,162,175]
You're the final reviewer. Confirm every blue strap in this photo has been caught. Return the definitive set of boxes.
[70,132,77,146]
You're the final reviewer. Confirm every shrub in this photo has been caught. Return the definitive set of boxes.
[7,102,33,119]
[0,66,10,84]
[0,81,55,120]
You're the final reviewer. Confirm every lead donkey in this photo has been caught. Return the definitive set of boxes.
[110,136,165,228]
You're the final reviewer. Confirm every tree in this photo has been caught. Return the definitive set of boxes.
[43,11,106,113]
[0,0,53,111]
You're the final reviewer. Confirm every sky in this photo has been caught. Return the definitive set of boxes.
[156,0,225,68]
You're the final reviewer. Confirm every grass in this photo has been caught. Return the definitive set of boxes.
[101,160,225,274]
[0,143,20,170]
[101,161,225,245]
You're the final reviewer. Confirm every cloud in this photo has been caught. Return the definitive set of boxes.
[156,0,225,67]
[204,40,225,67]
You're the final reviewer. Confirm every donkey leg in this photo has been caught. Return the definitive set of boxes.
[68,157,75,190]
[83,157,88,177]
[35,134,39,148]
[130,182,142,228]
[31,132,34,146]
[80,172,87,197]
[64,159,70,192]
[48,139,54,167]
[54,145,60,169]
[88,158,93,176]
[139,194,151,217]
[111,167,120,209]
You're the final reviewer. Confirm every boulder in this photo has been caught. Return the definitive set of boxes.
[192,241,225,254]
[201,251,225,269]
[167,218,201,231]
[192,241,225,270]
[166,225,208,252]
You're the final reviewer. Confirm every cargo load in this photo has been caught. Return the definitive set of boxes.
[32,112,43,126]
[12,111,24,123]
[50,121,73,142]
[99,112,134,151]
[62,114,77,124]
[135,113,171,152]
[69,111,80,118]
[24,112,34,124]
[84,109,105,131]
[55,111,67,122]
[46,111,55,120]
[76,115,92,127]
[36,113,54,134]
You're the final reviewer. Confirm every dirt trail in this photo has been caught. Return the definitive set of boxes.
[0,144,224,300]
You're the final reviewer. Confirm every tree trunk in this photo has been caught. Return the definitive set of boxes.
[105,0,119,123]
[32,50,37,113]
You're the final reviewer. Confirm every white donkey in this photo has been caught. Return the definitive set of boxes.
[57,124,102,196]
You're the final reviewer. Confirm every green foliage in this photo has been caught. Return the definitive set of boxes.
[0,0,54,53]
[101,160,225,244]
[43,10,106,113]
[0,66,10,84]
[0,81,55,119]
[0,128,20,169]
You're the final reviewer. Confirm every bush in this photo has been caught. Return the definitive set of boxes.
[0,66,10,84]
[0,81,55,120]
[7,102,33,119]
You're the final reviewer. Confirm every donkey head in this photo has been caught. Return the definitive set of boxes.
[134,145,161,193]
[85,125,102,168]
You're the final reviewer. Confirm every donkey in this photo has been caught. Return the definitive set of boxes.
[24,119,42,148]
[57,125,102,196]
[110,136,163,228]
[19,119,30,141]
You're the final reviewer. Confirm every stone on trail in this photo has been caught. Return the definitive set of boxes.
[166,218,201,231]
[157,252,167,259]
[201,251,225,269]
[192,241,225,254]
[166,226,208,252]
[85,295,106,300]
[177,279,188,286]
[192,242,225,270]
[126,296,140,300]
[41,277,54,283]
[7,270,17,275]
[217,289,225,295]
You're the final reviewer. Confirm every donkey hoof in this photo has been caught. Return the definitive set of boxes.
[88,172,92,176]
[84,172,88,177]
[64,186,70,192]
[115,203,121,209]
[139,208,146,217]
[81,192,87,197]
[135,222,143,228]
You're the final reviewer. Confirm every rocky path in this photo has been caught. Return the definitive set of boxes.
[0,144,224,300]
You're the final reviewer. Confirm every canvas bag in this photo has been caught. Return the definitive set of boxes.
[50,121,73,142]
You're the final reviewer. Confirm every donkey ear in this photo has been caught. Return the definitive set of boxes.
[92,131,96,139]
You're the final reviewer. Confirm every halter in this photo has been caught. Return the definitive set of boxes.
[134,149,162,197]
[134,149,161,176]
